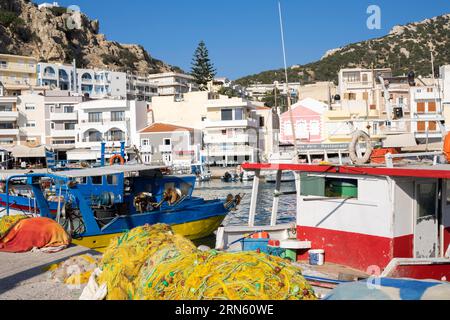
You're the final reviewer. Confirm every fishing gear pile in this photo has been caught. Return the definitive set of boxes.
[97,224,197,300]
[91,224,316,300]
[134,250,316,300]
[0,215,28,237]
[48,254,100,285]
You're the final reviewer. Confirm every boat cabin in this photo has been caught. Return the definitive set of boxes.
[241,163,450,281]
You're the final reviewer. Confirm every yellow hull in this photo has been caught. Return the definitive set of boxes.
[72,215,225,252]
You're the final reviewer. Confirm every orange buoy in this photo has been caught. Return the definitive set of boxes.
[444,133,450,163]
[110,154,125,166]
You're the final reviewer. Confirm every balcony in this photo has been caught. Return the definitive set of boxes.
[50,113,78,121]
[0,111,19,121]
[159,145,172,153]
[203,119,258,128]
[51,129,77,137]
[204,134,250,144]
[0,128,19,136]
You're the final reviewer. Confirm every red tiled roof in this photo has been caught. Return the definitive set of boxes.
[140,123,194,133]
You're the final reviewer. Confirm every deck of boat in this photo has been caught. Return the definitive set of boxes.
[0,245,100,300]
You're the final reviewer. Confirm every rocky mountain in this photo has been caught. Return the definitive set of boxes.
[235,13,450,86]
[0,0,177,74]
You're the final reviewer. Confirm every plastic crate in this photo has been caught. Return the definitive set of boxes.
[267,246,285,257]
[241,238,269,253]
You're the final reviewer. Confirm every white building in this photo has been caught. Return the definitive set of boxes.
[148,72,197,96]
[126,73,158,102]
[72,99,147,161]
[38,2,60,10]
[202,97,260,166]
[37,63,128,99]
[410,86,444,140]
[139,123,201,165]
[44,91,84,158]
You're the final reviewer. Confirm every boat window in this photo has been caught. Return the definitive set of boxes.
[106,175,118,186]
[300,174,358,199]
[75,177,87,185]
[91,176,103,185]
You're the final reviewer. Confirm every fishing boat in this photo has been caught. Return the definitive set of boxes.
[3,164,241,251]
[191,162,212,182]
[216,155,450,296]
[221,171,239,183]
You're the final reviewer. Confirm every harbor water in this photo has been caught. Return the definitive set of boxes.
[192,179,297,227]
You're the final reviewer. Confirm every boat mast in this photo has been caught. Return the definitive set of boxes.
[278,1,299,162]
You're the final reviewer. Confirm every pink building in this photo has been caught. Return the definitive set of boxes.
[280,98,327,144]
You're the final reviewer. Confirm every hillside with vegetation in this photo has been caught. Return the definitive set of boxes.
[0,0,179,73]
[235,13,450,86]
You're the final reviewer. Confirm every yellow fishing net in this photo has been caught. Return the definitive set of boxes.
[134,251,316,300]
[96,224,316,300]
[0,215,28,238]
[48,254,100,285]
[98,224,197,300]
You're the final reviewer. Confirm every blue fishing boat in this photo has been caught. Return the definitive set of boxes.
[3,164,241,251]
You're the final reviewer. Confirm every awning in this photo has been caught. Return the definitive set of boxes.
[52,164,167,178]
[6,145,46,158]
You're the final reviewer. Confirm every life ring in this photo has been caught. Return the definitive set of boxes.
[110,154,125,166]
[444,133,450,163]
[349,130,373,165]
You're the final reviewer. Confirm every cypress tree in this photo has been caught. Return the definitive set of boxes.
[191,41,216,91]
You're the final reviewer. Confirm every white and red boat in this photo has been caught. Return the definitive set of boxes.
[216,157,450,288]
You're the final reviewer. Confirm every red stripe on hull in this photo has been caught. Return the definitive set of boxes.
[297,226,416,272]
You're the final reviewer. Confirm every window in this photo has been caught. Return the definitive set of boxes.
[25,104,35,111]
[310,121,320,136]
[111,111,125,122]
[75,177,87,184]
[0,138,14,145]
[88,112,102,123]
[363,92,369,101]
[221,109,233,121]
[235,108,244,120]
[91,176,103,185]
[343,71,361,83]
[362,74,368,83]
[300,175,358,199]
[0,105,13,112]
[417,102,426,113]
[142,139,149,146]
[259,116,265,127]
[164,138,171,146]
[110,130,124,141]
[50,122,55,130]
[64,122,76,130]
[106,175,118,186]
[428,102,437,113]
[64,106,74,113]
[26,121,36,128]
[284,121,293,136]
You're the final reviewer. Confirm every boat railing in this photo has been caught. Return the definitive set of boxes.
[384,151,443,168]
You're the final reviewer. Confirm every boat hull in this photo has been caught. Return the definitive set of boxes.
[73,215,226,252]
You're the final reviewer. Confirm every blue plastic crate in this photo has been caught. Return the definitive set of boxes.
[241,238,269,253]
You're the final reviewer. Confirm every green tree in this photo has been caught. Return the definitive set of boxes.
[190,41,216,91]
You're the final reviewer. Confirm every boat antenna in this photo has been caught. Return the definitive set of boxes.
[278,1,299,162]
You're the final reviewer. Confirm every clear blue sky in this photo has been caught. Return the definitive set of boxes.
[36,0,450,80]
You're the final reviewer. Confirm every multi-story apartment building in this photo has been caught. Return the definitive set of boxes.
[410,86,444,141]
[38,63,128,99]
[17,94,46,147]
[44,91,84,158]
[245,82,301,102]
[0,94,20,148]
[202,97,260,166]
[126,73,158,102]
[337,68,392,113]
[71,99,148,161]
[0,54,38,95]
[148,72,197,96]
